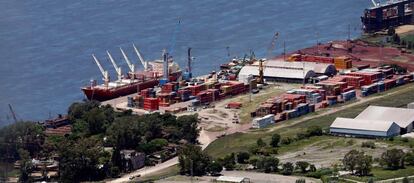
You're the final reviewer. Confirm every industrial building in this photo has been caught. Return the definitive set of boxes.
[330,106,414,137]
[238,60,336,84]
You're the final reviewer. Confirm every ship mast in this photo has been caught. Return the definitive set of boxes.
[106,51,122,81]
[133,44,148,71]
[92,54,109,87]
[120,47,135,73]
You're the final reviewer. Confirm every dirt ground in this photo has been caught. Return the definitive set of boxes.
[277,138,409,169]
[396,25,414,35]
[156,170,321,183]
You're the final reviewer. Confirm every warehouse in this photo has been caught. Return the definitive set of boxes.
[238,60,336,84]
[355,106,414,133]
[330,118,401,138]
[330,106,414,137]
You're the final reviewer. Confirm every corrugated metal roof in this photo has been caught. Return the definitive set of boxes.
[331,117,396,132]
[216,176,247,182]
[238,65,316,79]
[356,106,414,128]
[265,60,336,74]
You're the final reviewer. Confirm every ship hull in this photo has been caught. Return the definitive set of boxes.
[82,79,159,101]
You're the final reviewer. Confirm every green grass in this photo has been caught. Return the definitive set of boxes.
[344,166,414,182]
[205,84,414,159]
[136,165,180,182]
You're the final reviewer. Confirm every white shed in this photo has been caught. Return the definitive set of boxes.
[330,117,401,137]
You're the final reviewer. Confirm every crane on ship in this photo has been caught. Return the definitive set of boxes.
[8,104,18,123]
[92,54,109,87]
[267,32,279,59]
[106,51,122,81]
[133,44,149,71]
[120,47,135,74]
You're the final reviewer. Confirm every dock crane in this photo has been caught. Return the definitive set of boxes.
[120,47,135,73]
[8,104,18,123]
[133,44,148,71]
[92,54,109,87]
[106,51,122,81]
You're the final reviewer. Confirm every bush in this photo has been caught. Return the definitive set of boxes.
[236,152,250,164]
[296,179,306,183]
[270,133,281,147]
[306,168,332,179]
[361,141,376,149]
[281,137,293,145]
[109,166,120,178]
[207,161,222,176]
[307,126,323,136]
[257,138,266,147]
[282,162,294,175]
[296,161,310,173]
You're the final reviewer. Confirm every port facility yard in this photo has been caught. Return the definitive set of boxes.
[107,80,414,182]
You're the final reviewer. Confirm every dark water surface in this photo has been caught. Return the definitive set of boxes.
[0,0,371,123]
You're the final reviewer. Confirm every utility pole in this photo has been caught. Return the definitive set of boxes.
[283,41,286,60]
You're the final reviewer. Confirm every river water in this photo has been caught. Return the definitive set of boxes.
[0,0,372,123]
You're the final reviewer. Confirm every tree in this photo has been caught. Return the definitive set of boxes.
[58,137,108,182]
[249,157,259,169]
[236,152,250,164]
[282,162,294,175]
[405,151,414,165]
[257,138,266,147]
[221,153,236,171]
[270,133,281,147]
[343,150,359,173]
[106,116,142,149]
[178,144,211,176]
[280,137,293,145]
[402,177,409,183]
[256,156,279,173]
[207,161,222,176]
[176,114,200,144]
[343,150,372,176]
[295,161,310,173]
[381,148,405,170]
[18,149,32,182]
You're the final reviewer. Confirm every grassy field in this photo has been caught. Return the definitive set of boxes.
[205,83,414,159]
[136,165,180,182]
[343,166,414,182]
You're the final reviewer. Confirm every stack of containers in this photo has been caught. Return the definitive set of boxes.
[296,103,310,116]
[327,96,338,106]
[143,98,159,111]
[347,72,381,86]
[377,81,385,92]
[133,95,144,108]
[158,93,171,107]
[162,83,175,93]
[361,83,378,96]
[256,104,273,116]
[127,97,134,107]
[286,109,298,119]
[188,84,206,96]
[341,90,356,101]
[396,76,405,86]
[178,89,191,101]
[384,79,396,90]
[334,56,352,69]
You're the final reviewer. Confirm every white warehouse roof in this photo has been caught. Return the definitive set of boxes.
[331,117,397,132]
[238,65,316,80]
[356,106,414,128]
[216,176,248,183]
[256,60,337,75]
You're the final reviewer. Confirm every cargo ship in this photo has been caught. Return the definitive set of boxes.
[82,45,181,101]
[361,0,414,32]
